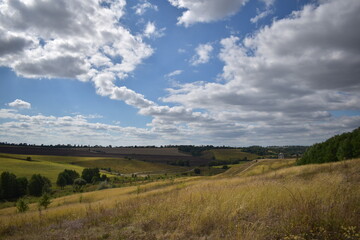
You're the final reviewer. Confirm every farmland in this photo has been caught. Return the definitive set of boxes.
[0,153,189,183]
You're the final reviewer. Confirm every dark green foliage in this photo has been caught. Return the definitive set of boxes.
[56,169,79,187]
[100,174,107,181]
[297,127,360,165]
[16,198,29,213]
[0,171,17,199]
[16,177,28,197]
[38,193,51,209]
[56,174,67,189]
[241,145,308,158]
[0,172,28,200]
[222,165,230,170]
[28,174,51,196]
[178,145,215,156]
[73,178,87,192]
[194,168,201,174]
[81,168,100,183]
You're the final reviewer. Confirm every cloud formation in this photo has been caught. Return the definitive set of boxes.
[168,0,248,26]
[0,0,153,96]
[160,0,360,144]
[190,43,214,66]
[133,1,158,15]
[7,99,31,109]
[143,21,165,39]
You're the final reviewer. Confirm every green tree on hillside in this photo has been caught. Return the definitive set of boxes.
[16,177,28,197]
[56,169,79,188]
[56,174,67,189]
[28,174,51,196]
[298,127,360,165]
[73,178,87,192]
[0,171,17,199]
[81,168,100,183]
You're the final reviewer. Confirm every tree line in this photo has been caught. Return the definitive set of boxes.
[0,168,107,201]
[297,127,360,165]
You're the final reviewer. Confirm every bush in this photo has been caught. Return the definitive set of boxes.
[16,198,29,213]
[28,174,51,196]
[16,177,28,197]
[81,168,100,183]
[38,193,51,210]
[194,168,201,174]
[73,178,87,192]
[0,171,17,199]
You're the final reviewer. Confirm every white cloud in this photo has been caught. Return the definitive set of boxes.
[8,99,31,109]
[133,1,158,15]
[0,108,158,145]
[159,0,360,145]
[168,0,248,27]
[0,0,153,104]
[166,70,183,78]
[190,43,214,66]
[143,21,165,39]
[250,9,273,23]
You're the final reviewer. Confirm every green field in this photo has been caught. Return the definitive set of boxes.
[205,149,259,161]
[0,154,84,183]
[0,153,187,183]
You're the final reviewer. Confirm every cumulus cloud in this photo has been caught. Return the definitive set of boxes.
[168,0,248,27]
[133,1,158,15]
[160,0,360,144]
[143,21,165,39]
[190,43,214,66]
[0,0,153,98]
[8,99,31,109]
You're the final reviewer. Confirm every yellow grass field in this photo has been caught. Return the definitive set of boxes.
[0,158,359,239]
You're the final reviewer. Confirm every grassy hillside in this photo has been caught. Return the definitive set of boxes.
[205,149,259,161]
[1,158,358,239]
[0,153,188,182]
[0,154,84,183]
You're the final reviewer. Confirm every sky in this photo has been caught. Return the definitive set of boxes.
[0,0,360,147]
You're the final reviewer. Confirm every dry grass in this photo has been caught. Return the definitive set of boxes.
[0,159,359,240]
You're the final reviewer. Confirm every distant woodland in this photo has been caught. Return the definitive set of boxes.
[297,127,360,165]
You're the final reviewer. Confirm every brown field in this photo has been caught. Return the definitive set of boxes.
[0,146,210,166]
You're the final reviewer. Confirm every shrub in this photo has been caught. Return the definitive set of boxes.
[38,193,51,210]
[73,178,87,192]
[194,168,201,174]
[16,198,29,213]
[28,174,51,196]
[0,171,17,199]
[81,168,100,183]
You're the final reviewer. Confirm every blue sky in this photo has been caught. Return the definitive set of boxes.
[0,0,359,146]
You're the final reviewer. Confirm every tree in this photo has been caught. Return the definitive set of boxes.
[0,171,17,200]
[16,177,28,197]
[28,174,51,196]
[73,178,87,192]
[194,168,201,174]
[81,168,100,183]
[56,174,67,189]
[16,198,29,213]
[38,193,51,210]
